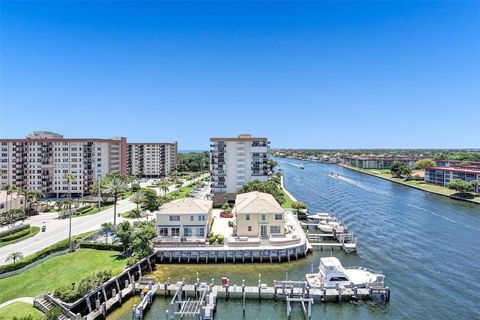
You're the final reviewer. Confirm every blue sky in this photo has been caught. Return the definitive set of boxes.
[1,1,479,150]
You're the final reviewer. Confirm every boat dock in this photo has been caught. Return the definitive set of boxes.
[134,277,390,320]
[303,228,358,253]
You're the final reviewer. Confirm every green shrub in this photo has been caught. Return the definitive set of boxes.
[0,228,30,242]
[0,224,30,239]
[54,270,112,303]
[79,242,124,251]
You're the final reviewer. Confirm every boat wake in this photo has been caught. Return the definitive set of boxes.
[407,203,480,232]
[287,162,302,168]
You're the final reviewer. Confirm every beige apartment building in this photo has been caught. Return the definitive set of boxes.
[0,131,128,197]
[210,134,269,194]
[233,191,285,238]
[155,197,212,240]
[127,142,177,178]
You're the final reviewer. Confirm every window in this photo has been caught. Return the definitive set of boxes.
[275,214,283,220]
[196,228,205,237]
[270,226,281,234]
[169,215,180,221]
[159,227,169,236]
[198,215,206,221]
[184,227,192,237]
[261,214,266,221]
[246,214,250,221]
[190,215,194,221]
[247,226,252,232]
[329,277,348,282]
[171,228,180,237]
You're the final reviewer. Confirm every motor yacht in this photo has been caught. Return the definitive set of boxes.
[306,257,384,289]
[299,163,305,169]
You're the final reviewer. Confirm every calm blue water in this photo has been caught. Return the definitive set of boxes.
[111,158,480,319]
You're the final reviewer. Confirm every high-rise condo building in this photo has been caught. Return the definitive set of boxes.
[127,142,178,178]
[0,131,127,197]
[0,131,178,197]
[210,134,270,194]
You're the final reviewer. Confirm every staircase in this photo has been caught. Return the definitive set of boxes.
[34,295,74,320]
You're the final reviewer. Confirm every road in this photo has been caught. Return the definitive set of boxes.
[0,173,209,265]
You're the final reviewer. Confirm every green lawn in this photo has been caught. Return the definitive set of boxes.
[0,227,40,248]
[280,189,295,208]
[0,302,43,320]
[172,184,196,200]
[0,249,127,304]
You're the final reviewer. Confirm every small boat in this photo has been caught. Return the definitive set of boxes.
[317,222,346,234]
[299,163,305,169]
[306,257,384,289]
[329,172,339,178]
[308,213,345,233]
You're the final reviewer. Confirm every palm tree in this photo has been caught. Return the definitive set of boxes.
[28,191,43,214]
[101,222,114,243]
[159,182,170,196]
[130,192,144,214]
[5,251,24,264]
[104,174,128,227]
[64,172,75,248]
[17,188,30,216]
[1,183,15,213]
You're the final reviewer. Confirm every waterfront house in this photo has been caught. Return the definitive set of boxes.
[233,191,285,238]
[155,198,213,241]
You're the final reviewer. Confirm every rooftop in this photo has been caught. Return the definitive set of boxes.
[234,191,283,214]
[156,197,212,215]
[425,166,480,174]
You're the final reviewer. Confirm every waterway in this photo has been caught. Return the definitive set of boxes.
[109,158,480,319]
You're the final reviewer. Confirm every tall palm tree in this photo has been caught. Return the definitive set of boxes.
[1,183,15,213]
[105,174,128,227]
[64,173,74,247]
[28,191,43,214]
[101,222,114,244]
[5,251,24,264]
[17,188,30,216]
[130,192,144,213]
[159,182,170,196]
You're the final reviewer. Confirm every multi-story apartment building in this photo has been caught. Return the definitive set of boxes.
[0,131,127,197]
[127,142,178,178]
[210,134,269,194]
[434,160,480,167]
[424,166,480,192]
[343,156,417,169]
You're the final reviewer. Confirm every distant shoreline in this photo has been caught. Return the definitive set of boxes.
[338,164,480,205]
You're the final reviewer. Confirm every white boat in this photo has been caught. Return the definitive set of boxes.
[307,213,345,233]
[329,172,339,178]
[317,222,346,234]
[306,257,384,289]
[299,163,305,169]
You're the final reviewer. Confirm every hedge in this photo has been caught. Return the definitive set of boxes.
[0,228,31,242]
[78,242,124,251]
[0,224,30,239]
